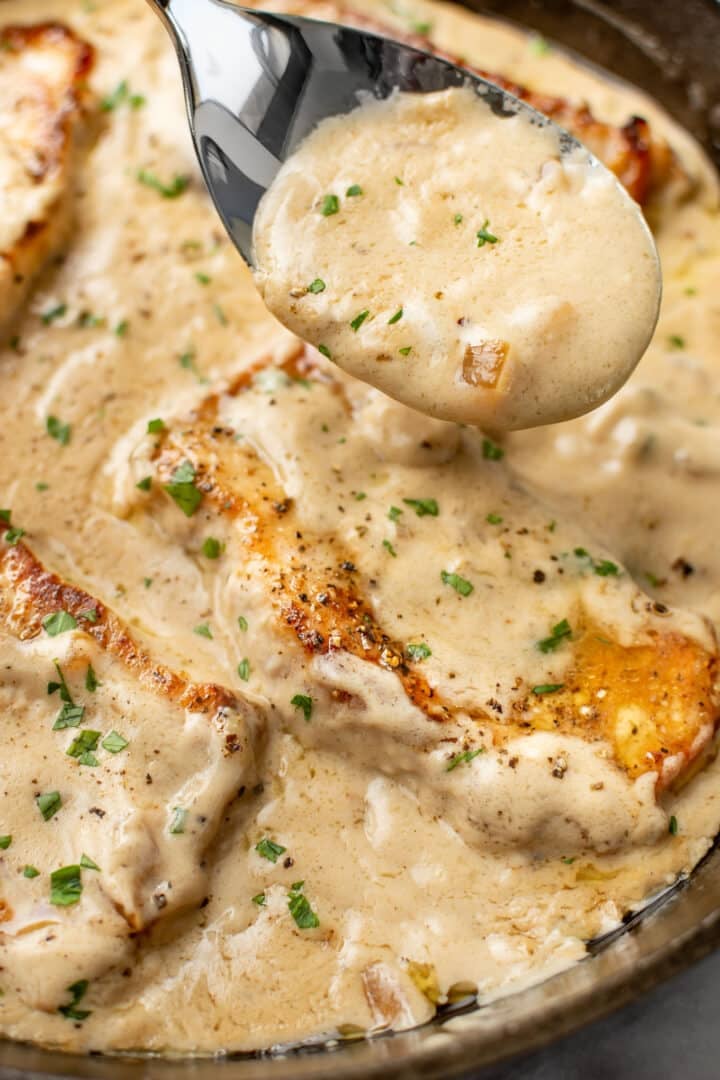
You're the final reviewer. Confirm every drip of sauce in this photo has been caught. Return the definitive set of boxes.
[253,86,661,430]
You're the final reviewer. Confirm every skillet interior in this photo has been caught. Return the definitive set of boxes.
[0,0,718,1076]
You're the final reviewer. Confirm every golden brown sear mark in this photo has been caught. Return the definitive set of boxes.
[0,540,241,725]
[148,346,720,785]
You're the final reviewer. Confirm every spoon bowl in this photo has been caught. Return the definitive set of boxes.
[147,0,614,268]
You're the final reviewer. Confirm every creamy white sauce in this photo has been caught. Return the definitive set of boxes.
[254,86,660,430]
[0,0,718,1059]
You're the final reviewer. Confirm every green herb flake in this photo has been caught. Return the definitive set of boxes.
[136,476,152,492]
[320,194,340,217]
[147,417,165,434]
[137,170,189,199]
[85,665,99,693]
[49,661,85,730]
[252,892,266,906]
[81,607,98,624]
[194,623,213,639]
[288,881,320,929]
[346,184,363,197]
[36,482,49,492]
[238,658,251,682]
[398,346,413,356]
[350,310,370,332]
[46,415,71,446]
[143,577,153,589]
[454,213,464,225]
[561,856,576,865]
[77,311,106,329]
[202,536,224,559]
[169,807,187,834]
[41,303,67,325]
[0,835,11,850]
[529,34,551,56]
[214,304,228,326]
[195,271,211,285]
[531,683,565,695]
[255,838,286,863]
[164,460,203,517]
[669,815,679,836]
[446,747,484,772]
[101,79,145,111]
[394,176,404,186]
[441,570,474,597]
[102,730,128,754]
[42,610,78,637]
[308,278,326,294]
[482,438,504,461]
[4,526,25,545]
[237,615,249,632]
[537,618,572,654]
[403,497,438,517]
[23,865,40,879]
[67,730,101,764]
[486,513,503,524]
[594,559,620,577]
[388,505,403,523]
[58,980,91,1021]
[476,220,499,247]
[80,854,100,871]
[406,642,431,662]
[382,539,397,557]
[388,308,403,325]
[50,864,83,906]
[318,344,332,360]
[114,319,129,337]
[668,334,686,350]
[354,491,367,501]
[291,693,313,722]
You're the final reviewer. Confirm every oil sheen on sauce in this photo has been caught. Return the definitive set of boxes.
[0,0,719,1059]
[253,86,661,430]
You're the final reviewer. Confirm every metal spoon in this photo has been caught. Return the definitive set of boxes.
[146,0,624,269]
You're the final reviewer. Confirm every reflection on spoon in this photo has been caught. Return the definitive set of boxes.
[253,86,661,431]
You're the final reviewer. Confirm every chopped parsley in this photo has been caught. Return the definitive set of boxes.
[399,346,412,356]
[238,658,251,682]
[164,460,203,517]
[669,815,679,836]
[388,506,403,522]
[0,835,11,850]
[318,344,332,359]
[46,415,71,446]
[291,694,313,722]
[594,559,620,577]
[67,729,101,766]
[101,79,145,111]
[403,497,438,517]
[308,278,326,294]
[23,865,40,879]
[346,184,363,197]
[350,310,370,332]
[3,524,25,546]
[136,476,152,492]
[668,334,686,350]
[255,838,286,863]
[237,615,248,632]
[147,417,165,434]
[382,539,397,557]
[388,308,403,325]
[252,893,266,906]
[202,536,224,559]
[394,176,404,186]
[561,856,576,865]
[42,611,78,637]
[85,665,98,692]
[486,513,503,524]
[77,311,106,329]
[58,980,91,1021]
[482,438,504,461]
[194,623,213,639]
[476,220,499,247]
[446,747,484,772]
[169,807,187,834]
[454,213,464,225]
[102,730,129,754]
[320,194,340,216]
[532,683,565,695]
[137,170,189,198]
[195,271,211,285]
[354,491,367,501]
[288,881,319,929]
[49,660,85,730]
[441,570,474,597]
[80,854,100,871]
[50,864,83,906]
[406,642,432,662]
[529,34,551,56]
[115,319,129,337]
[81,607,98,624]
[537,618,572,653]
[214,304,228,326]
[41,303,67,325]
